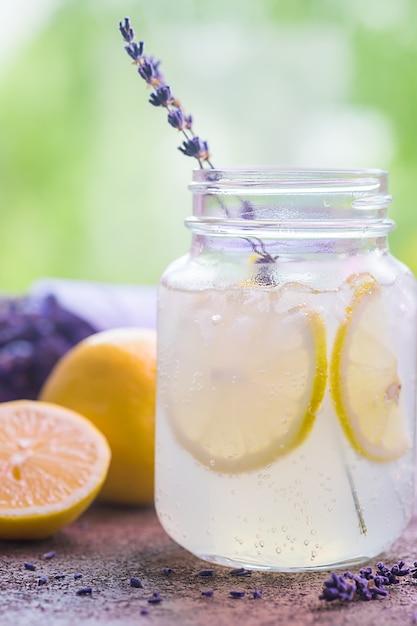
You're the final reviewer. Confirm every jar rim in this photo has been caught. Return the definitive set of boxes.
[188,167,393,237]
[191,167,388,195]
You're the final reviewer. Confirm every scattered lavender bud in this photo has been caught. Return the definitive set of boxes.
[162,567,173,575]
[252,589,263,599]
[196,569,214,577]
[319,567,390,602]
[55,574,66,580]
[24,562,36,571]
[42,550,56,560]
[346,572,388,600]
[201,589,214,597]
[130,577,143,588]
[229,567,252,577]
[76,587,92,596]
[140,608,150,615]
[38,576,47,586]
[376,561,409,585]
[230,590,246,599]
[148,591,163,604]
[319,572,356,602]
[74,573,83,580]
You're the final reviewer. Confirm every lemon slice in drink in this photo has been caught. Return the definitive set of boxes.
[165,287,327,473]
[330,273,410,462]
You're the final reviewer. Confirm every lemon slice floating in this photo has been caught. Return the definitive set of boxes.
[0,400,111,539]
[330,273,410,462]
[166,287,327,473]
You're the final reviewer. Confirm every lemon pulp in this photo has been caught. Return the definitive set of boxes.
[0,400,111,539]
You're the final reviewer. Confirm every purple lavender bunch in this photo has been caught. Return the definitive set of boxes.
[319,561,415,604]
[119,17,213,169]
[319,570,388,602]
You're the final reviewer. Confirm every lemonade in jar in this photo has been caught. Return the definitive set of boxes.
[155,168,417,571]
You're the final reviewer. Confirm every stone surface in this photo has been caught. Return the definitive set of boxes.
[1,505,417,626]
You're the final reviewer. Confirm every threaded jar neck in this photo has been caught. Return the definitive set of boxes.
[186,168,394,239]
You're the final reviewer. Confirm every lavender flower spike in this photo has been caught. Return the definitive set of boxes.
[119,16,213,169]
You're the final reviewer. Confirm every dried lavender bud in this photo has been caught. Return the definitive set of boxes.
[24,562,36,571]
[196,569,214,577]
[55,574,66,580]
[376,561,408,585]
[148,591,163,604]
[138,59,156,84]
[42,550,56,560]
[345,572,388,601]
[319,572,356,602]
[229,567,252,577]
[252,589,263,599]
[74,573,83,580]
[125,41,144,62]
[119,17,135,43]
[130,577,143,588]
[230,590,245,599]
[201,589,214,597]
[358,566,373,580]
[178,137,210,162]
[76,587,92,596]
[390,560,410,577]
[149,85,174,108]
[162,567,173,575]
[167,107,185,130]
[38,576,47,586]
[140,608,150,616]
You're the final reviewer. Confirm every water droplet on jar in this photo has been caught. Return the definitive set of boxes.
[211,314,222,325]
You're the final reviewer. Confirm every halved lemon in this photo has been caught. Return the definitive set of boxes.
[330,273,410,462]
[0,400,111,539]
[164,287,327,473]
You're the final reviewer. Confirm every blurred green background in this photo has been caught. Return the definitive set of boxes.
[0,0,416,293]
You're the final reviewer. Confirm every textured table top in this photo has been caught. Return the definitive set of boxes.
[1,504,417,626]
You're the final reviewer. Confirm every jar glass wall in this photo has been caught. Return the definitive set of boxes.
[155,168,417,571]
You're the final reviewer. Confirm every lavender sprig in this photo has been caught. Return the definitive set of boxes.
[119,16,213,169]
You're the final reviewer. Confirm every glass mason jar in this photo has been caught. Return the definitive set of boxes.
[155,168,417,571]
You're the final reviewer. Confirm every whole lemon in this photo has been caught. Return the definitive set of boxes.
[40,327,156,505]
